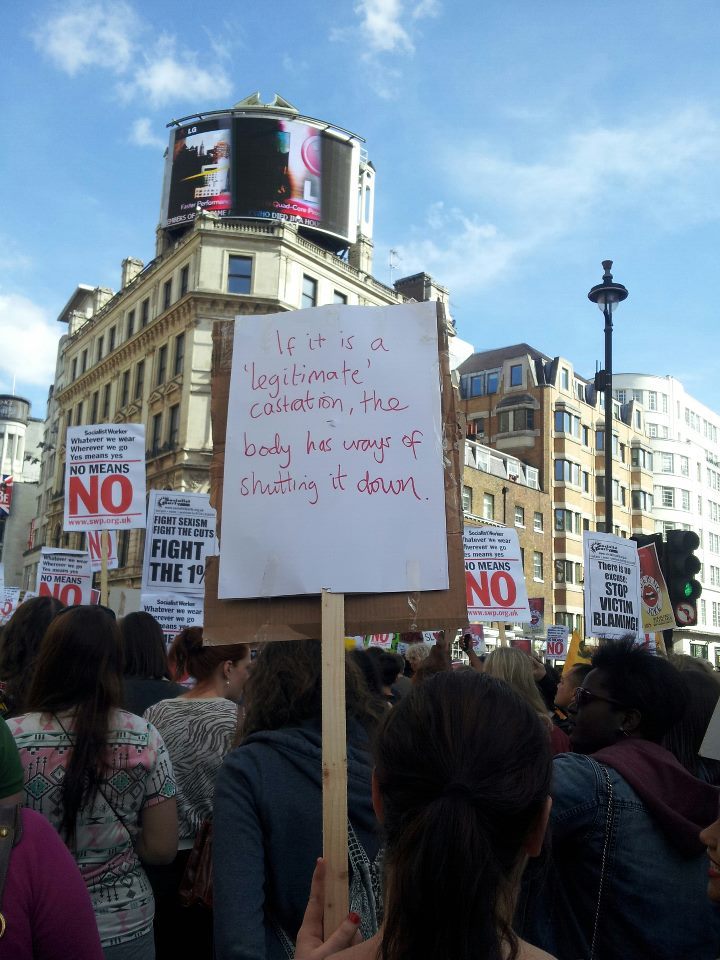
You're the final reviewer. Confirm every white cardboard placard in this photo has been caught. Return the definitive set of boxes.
[142,491,217,595]
[464,526,531,622]
[583,532,642,640]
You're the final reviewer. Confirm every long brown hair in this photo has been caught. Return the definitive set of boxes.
[375,671,552,960]
[242,639,384,738]
[0,596,65,716]
[25,605,123,844]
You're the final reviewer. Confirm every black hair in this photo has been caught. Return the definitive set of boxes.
[119,611,171,679]
[375,670,552,960]
[663,669,720,783]
[349,649,385,699]
[0,596,65,717]
[591,639,688,742]
[26,605,123,845]
[566,663,593,684]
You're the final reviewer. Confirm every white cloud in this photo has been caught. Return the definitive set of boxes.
[34,3,233,109]
[129,117,165,149]
[126,36,232,108]
[0,295,61,395]
[333,0,440,55]
[393,106,720,293]
[34,1,140,75]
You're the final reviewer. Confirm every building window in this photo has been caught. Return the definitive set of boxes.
[462,485,472,513]
[690,643,708,660]
[461,370,500,398]
[661,453,674,473]
[486,371,499,394]
[108,326,116,352]
[120,371,130,408]
[533,551,544,581]
[596,429,605,450]
[510,364,522,386]
[156,345,168,386]
[71,358,77,381]
[515,505,525,527]
[117,530,130,567]
[333,291,348,304]
[90,391,99,423]
[127,310,135,338]
[134,360,145,401]
[180,265,189,297]
[141,298,150,327]
[228,255,252,294]
[555,410,581,437]
[168,404,180,447]
[659,487,675,508]
[632,490,653,512]
[173,333,185,377]
[681,489,691,511]
[102,383,111,419]
[647,391,658,411]
[75,402,83,425]
[302,275,318,308]
[631,447,653,470]
[150,413,162,453]
[498,408,534,432]
[81,349,88,373]
[533,511,543,533]
[483,493,495,521]
[560,367,569,390]
[615,389,626,404]
[679,456,689,477]
[555,459,581,485]
[162,279,172,310]
[96,335,104,362]
[582,471,590,493]
[632,389,643,403]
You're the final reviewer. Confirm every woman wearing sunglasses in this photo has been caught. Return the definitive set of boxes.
[517,638,720,960]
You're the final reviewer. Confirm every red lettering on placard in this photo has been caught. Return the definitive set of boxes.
[466,571,517,608]
[68,475,133,516]
[39,582,83,604]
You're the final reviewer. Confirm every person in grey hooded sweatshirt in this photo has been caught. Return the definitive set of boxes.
[213,639,385,960]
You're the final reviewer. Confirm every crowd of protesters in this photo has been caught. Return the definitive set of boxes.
[0,599,720,959]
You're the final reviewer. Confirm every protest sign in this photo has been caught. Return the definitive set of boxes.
[142,491,217,594]
[218,301,448,598]
[527,597,545,633]
[87,529,118,572]
[465,622,486,654]
[464,526,531,622]
[546,625,569,658]
[637,543,675,632]
[141,592,204,645]
[583,532,642,640]
[37,548,92,605]
[367,634,397,649]
[64,424,146,530]
[0,588,20,625]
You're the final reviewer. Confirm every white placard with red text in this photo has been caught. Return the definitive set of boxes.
[545,625,569,658]
[87,529,118,572]
[0,589,20,625]
[218,301,447,598]
[64,424,146,531]
[141,592,204,645]
[464,526,531,621]
[37,548,93,605]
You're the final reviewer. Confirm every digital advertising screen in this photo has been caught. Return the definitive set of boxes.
[231,117,358,244]
[164,116,232,227]
[162,113,359,244]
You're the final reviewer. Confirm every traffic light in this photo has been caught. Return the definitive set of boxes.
[630,532,664,561]
[663,530,702,622]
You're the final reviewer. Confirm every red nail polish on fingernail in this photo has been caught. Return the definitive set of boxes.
[348,912,361,925]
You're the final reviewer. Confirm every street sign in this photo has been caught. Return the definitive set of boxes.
[674,600,697,627]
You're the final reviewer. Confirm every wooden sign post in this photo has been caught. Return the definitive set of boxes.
[321,590,349,928]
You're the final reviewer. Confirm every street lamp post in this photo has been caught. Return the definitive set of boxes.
[588,261,629,533]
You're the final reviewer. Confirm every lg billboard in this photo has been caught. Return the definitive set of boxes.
[162,114,359,246]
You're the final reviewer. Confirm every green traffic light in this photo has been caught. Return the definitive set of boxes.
[683,582,693,598]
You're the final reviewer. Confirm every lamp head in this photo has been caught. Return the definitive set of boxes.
[587,260,629,314]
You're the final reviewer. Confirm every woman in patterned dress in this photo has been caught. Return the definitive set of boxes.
[143,627,251,960]
[9,604,178,960]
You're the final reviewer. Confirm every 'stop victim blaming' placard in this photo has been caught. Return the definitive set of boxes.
[218,302,449,599]
[64,424,147,530]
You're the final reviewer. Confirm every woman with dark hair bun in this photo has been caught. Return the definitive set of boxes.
[9,604,178,960]
[143,627,250,959]
[213,639,385,960]
[295,670,556,960]
[0,595,64,717]
[119,611,185,716]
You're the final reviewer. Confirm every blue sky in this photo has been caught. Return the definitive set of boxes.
[2,0,720,419]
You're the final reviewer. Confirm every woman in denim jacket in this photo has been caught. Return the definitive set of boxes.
[518,639,720,960]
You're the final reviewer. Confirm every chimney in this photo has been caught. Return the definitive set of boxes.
[121,257,144,288]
